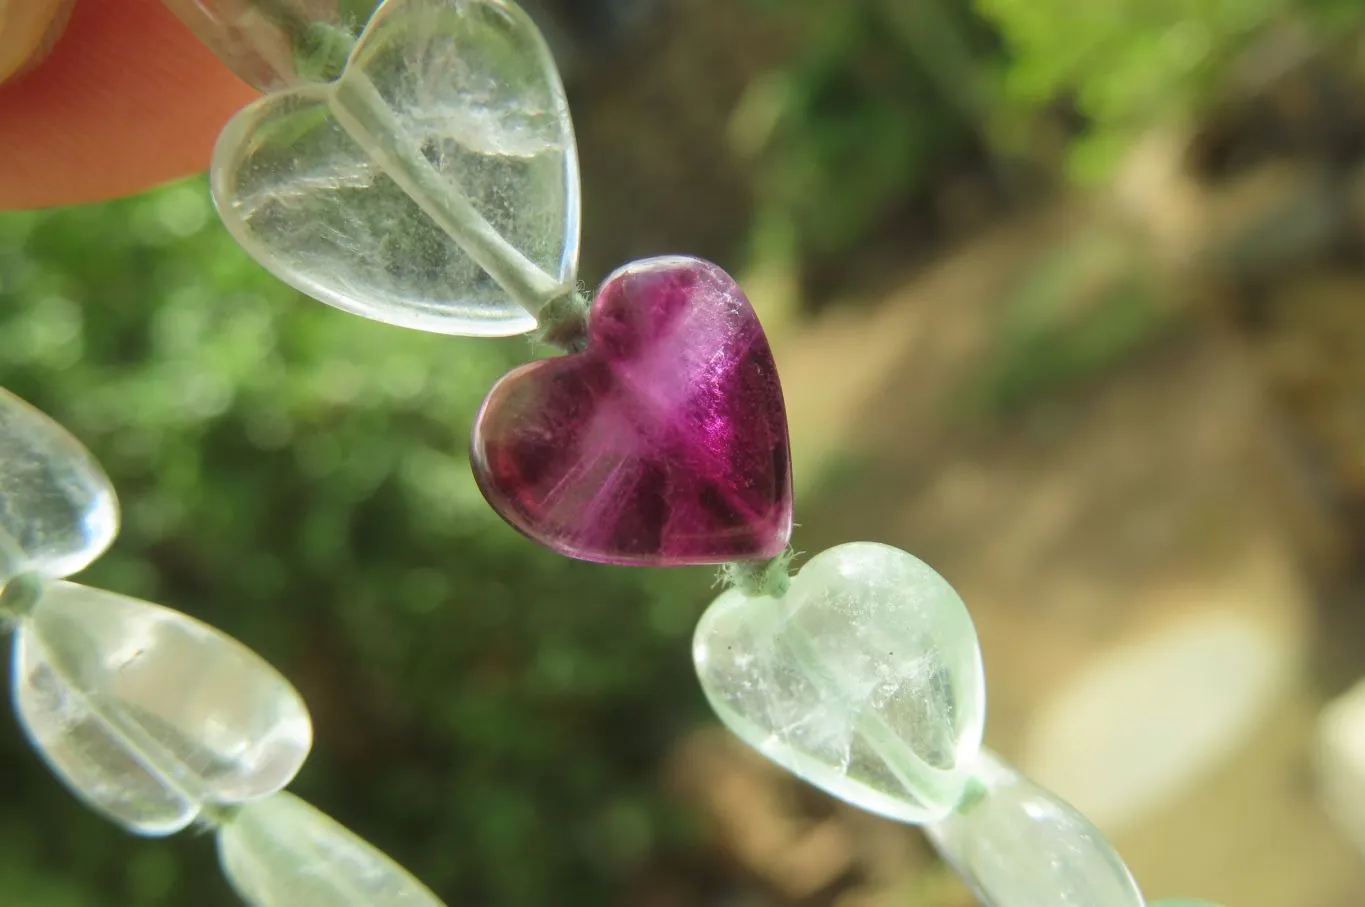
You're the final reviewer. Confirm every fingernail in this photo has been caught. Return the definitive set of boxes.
[0,0,77,86]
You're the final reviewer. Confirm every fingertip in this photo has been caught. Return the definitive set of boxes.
[0,0,258,210]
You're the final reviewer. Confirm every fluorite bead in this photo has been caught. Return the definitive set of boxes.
[472,256,793,566]
[925,751,1145,907]
[12,582,312,836]
[161,0,364,93]
[219,792,447,907]
[0,389,117,584]
[212,0,579,336]
[693,542,985,822]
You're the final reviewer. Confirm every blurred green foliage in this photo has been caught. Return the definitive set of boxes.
[979,0,1365,181]
[745,0,1365,272]
[744,0,1002,269]
[0,180,709,907]
[958,231,1171,416]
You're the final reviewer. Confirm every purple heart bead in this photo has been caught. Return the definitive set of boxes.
[471,256,794,566]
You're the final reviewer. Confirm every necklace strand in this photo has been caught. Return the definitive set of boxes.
[0,2,1225,905]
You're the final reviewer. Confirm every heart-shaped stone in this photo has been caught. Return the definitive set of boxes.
[471,256,793,566]
[693,542,986,823]
[925,751,1145,907]
[219,792,446,907]
[211,0,579,336]
[0,388,118,584]
[12,582,313,836]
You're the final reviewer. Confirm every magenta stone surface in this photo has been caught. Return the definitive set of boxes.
[471,256,794,566]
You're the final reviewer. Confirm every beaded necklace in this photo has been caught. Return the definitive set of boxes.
[0,2,1224,905]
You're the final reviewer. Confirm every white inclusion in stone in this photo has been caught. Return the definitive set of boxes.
[694,541,986,824]
[219,792,448,907]
[925,750,1146,907]
[11,582,312,836]
[0,388,118,584]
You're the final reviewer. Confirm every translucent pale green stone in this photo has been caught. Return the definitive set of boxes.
[212,0,579,336]
[925,751,1145,907]
[0,389,117,584]
[12,582,312,836]
[161,0,368,92]
[693,541,986,824]
[219,792,447,906]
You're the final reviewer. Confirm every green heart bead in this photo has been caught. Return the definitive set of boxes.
[212,0,580,336]
[693,541,986,824]
[13,582,312,836]
[220,793,445,906]
[926,751,1145,907]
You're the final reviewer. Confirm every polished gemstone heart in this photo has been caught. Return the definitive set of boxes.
[471,256,792,566]
[211,0,579,336]
[0,388,117,584]
[219,793,446,907]
[925,751,1145,907]
[12,582,313,836]
[693,542,986,823]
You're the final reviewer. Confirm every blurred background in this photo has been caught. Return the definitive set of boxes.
[7,0,1365,904]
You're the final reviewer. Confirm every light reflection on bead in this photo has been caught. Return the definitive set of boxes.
[12,582,312,836]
